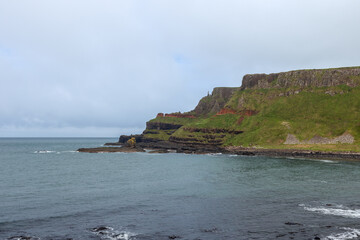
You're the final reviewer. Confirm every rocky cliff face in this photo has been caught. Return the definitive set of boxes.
[241,67,360,89]
[192,87,239,116]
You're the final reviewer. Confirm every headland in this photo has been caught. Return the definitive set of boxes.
[79,66,360,160]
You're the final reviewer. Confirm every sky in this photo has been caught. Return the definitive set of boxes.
[1,0,360,137]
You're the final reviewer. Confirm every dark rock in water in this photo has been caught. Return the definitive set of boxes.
[90,226,111,232]
[8,236,34,240]
[78,146,145,153]
[284,222,303,226]
[313,237,321,240]
[201,227,218,233]
[276,233,287,238]
[326,204,332,206]
[168,235,180,239]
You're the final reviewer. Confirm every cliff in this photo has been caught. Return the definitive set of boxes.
[241,66,360,89]
[122,66,360,153]
[191,87,239,116]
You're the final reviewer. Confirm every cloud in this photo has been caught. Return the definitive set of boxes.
[0,0,360,136]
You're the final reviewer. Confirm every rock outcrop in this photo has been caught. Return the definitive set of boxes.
[284,133,355,145]
[192,87,239,116]
[146,122,183,130]
[241,67,360,90]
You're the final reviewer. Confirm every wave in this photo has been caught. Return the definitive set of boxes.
[33,150,55,154]
[318,159,338,163]
[206,153,223,156]
[7,236,40,240]
[90,226,136,240]
[33,150,78,154]
[300,204,360,218]
[326,228,360,240]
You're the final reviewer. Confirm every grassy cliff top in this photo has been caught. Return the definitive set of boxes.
[143,67,360,152]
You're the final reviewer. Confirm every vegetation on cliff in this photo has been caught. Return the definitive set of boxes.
[142,66,360,152]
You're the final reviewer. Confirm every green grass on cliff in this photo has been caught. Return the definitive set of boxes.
[186,114,241,130]
[148,116,197,125]
[144,85,360,151]
[225,85,360,147]
[143,130,172,141]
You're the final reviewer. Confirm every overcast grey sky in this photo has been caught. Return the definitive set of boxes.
[1,0,360,137]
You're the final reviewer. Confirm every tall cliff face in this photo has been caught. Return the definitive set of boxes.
[241,67,360,90]
[191,87,239,116]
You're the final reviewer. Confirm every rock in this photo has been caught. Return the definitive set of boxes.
[168,235,180,239]
[192,87,239,116]
[148,149,169,153]
[119,134,143,143]
[78,146,145,153]
[91,226,109,232]
[145,122,183,130]
[284,222,303,226]
[201,227,218,232]
[284,133,354,145]
[241,67,360,90]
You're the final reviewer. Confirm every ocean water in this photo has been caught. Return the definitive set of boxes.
[1,139,360,240]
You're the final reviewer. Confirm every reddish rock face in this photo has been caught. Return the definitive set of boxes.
[164,113,196,118]
[216,108,257,116]
[216,108,237,115]
[157,113,165,118]
[241,109,257,116]
[215,108,257,125]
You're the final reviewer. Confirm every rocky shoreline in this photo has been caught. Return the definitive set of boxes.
[78,135,360,160]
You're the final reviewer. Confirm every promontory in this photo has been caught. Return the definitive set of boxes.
[79,66,360,159]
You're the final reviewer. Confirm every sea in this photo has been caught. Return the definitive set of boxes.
[1,138,360,240]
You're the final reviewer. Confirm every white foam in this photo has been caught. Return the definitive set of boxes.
[33,150,56,154]
[206,153,223,156]
[319,159,338,163]
[326,228,360,240]
[91,226,136,240]
[301,204,360,218]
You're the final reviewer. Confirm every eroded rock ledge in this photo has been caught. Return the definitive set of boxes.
[284,133,354,145]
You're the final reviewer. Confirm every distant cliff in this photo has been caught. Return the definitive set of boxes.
[121,66,360,153]
[241,66,360,89]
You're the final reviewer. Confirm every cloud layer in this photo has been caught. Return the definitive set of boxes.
[1,0,360,136]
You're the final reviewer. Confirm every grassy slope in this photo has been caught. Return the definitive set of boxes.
[225,85,360,150]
